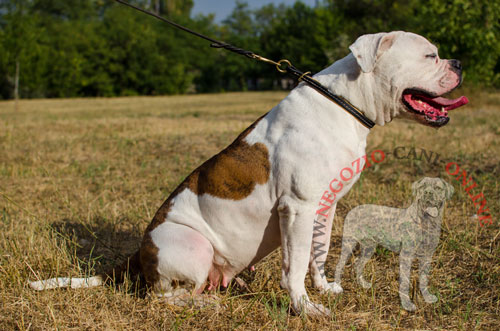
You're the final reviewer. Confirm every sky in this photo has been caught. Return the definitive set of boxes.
[192,0,319,22]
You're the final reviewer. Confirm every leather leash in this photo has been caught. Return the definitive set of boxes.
[113,0,375,129]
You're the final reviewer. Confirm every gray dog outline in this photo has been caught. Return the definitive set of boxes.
[330,177,454,311]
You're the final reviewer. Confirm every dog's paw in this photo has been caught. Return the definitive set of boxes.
[302,301,331,317]
[291,295,331,317]
[423,293,438,304]
[160,292,220,309]
[358,276,372,289]
[401,299,416,312]
[328,281,343,294]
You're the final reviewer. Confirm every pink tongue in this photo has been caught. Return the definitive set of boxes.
[423,95,469,110]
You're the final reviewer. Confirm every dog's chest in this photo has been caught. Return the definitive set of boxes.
[248,105,368,202]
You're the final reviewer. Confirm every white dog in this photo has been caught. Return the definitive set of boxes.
[30,31,468,315]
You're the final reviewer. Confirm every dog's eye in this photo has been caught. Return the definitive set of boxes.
[426,53,437,59]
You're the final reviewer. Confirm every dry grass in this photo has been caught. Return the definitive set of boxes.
[0,90,499,330]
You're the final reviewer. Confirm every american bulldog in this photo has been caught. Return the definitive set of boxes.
[30,31,468,315]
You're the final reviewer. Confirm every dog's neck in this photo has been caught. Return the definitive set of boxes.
[314,54,394,126]
[282,81,371,146]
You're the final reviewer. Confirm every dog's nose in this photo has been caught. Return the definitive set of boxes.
[449,59,462,71]
[424,190,435,200]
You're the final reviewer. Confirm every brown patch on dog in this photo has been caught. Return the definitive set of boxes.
[139,114,270,284]
[145,113,269,232]
[140,232,160,286]
[184,141,269,199]
[186,113,270,198]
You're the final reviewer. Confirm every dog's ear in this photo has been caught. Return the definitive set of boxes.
[349,32,398,73]
[411,178,426,196]
[441,179,455,199]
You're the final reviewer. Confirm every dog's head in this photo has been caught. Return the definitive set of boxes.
[411,177,454,218]
[349,31,469,127]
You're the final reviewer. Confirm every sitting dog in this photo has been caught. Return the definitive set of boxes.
[30,32,467,315]
[331,177,454,311]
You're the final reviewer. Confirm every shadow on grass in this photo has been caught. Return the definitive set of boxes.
[50,217,142,278]
[48,217,261,297]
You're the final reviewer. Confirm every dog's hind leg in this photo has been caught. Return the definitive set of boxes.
[144,222,218,307]
[329,234,358,294]
[355,243,376,289]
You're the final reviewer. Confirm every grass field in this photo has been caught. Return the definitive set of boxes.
[0,91,499,330]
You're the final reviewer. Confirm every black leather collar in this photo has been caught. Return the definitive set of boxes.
[286,65,375,129]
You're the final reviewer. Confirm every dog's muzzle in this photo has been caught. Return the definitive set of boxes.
[419,190,446,217]
[448,59,462,75]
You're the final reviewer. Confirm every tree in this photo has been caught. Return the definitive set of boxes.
[149,0,193,16]
[416,0,500,86]
[323,0,500,86]
[259,2,332,73]
[0,0,48,98]
[0,0,498,99]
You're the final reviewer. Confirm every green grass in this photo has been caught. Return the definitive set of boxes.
[0,90,499,329]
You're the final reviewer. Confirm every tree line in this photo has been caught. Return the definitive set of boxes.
[1,0,498,99]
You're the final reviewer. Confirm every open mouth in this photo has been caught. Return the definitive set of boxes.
[402,89,469,127]
[421,200,444,217]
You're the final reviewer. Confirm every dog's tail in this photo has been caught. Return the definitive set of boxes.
[29,251,142,291]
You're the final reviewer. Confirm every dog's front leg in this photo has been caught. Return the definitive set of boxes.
[309,203,336,293]
[399,247,417,311]
[418,255,438,304]
[278,196,330,316]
